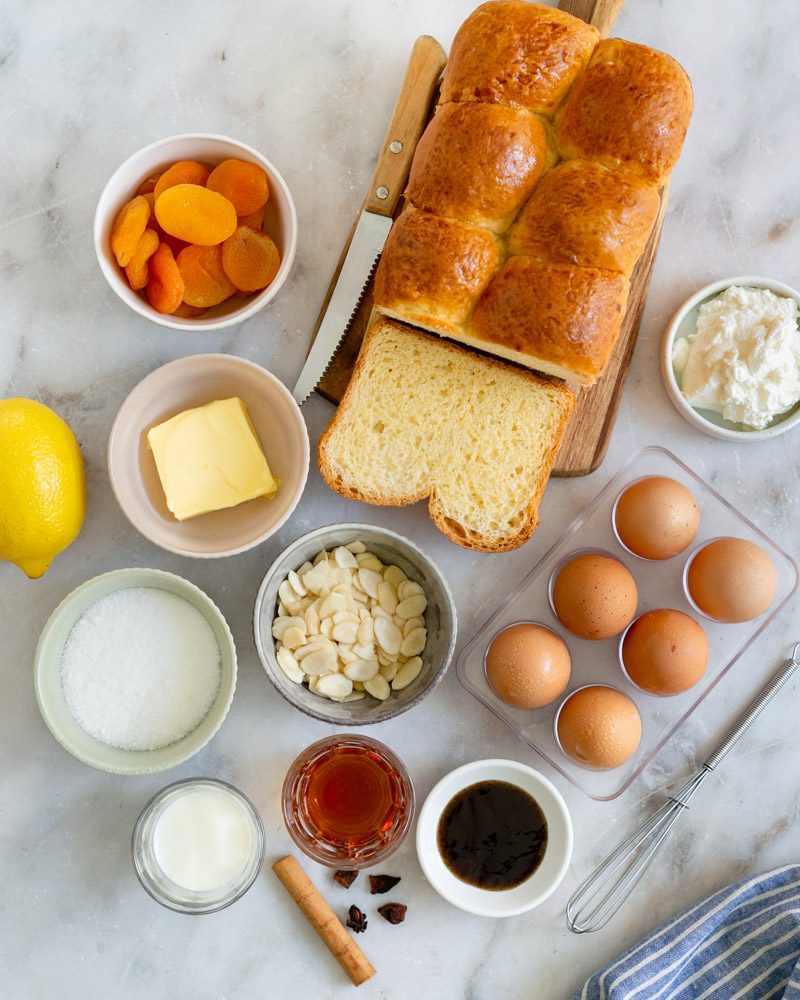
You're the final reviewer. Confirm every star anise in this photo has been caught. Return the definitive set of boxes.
[346,904,368,933]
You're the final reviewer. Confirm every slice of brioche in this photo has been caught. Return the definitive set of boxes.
[318,318,575,553]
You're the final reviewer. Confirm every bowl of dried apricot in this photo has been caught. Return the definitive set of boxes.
[94,133,297,330]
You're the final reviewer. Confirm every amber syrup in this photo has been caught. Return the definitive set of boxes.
[301,743,404,848]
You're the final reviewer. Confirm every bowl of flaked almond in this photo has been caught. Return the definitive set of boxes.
[253,523,457,725]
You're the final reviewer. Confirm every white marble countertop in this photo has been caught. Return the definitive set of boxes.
[3,1,800,997]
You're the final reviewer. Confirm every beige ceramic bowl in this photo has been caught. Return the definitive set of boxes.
[94,132,297,331]
[108,354,309,557]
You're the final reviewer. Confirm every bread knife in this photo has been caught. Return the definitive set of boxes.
[292,35,447,405]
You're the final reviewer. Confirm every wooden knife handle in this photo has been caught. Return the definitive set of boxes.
[364,35,447,216]
[559,0,624,35]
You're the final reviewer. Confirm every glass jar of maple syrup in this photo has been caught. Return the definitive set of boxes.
[282,735,414,869]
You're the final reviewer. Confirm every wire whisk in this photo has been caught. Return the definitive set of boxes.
[566,642,800,934]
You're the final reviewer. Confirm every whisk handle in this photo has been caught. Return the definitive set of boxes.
[703,646,800,771]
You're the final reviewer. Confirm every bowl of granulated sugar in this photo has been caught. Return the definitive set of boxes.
[34,567,237,774]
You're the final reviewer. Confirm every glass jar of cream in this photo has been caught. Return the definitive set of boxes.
[132,778,265,913]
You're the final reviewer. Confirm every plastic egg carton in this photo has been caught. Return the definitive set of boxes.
[456,446,798,801]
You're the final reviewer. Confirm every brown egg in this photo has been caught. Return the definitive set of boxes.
[485,623,571,709]
[614,476,700,560]
[687,537,777,623]
[556,685,642,769]
[621,609,708,695]
[552,553,638,640]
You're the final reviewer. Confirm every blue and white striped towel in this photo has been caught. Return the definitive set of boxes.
[574,865,800,1000]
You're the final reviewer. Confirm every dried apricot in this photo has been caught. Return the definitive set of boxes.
[153,160,210,200]
[176,244,236,307]
[110,195,151,267]
[207,159,269,216]
[221,226,281,292]
[159,233,190,257]
[124,228,159,291]
[135,173,161,196]
[140,194,187,255]
[238,206,265,231]
[155,184,237,245]
[172,302,208,318]
[146,243,185,314]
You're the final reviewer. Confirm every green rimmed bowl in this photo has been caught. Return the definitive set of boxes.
[34,567,237,775]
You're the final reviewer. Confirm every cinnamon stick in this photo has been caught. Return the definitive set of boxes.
[272,855,376,987]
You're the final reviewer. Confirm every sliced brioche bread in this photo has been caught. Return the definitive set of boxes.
[318,318,575,552]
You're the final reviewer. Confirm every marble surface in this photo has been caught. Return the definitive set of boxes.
[3,1,800,997]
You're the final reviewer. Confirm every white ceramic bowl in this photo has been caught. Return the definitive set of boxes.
[416,759,573,917]
[34,568,237,775]
[661,275,800,441]
[94,133,297,330]
[253,523,457,725]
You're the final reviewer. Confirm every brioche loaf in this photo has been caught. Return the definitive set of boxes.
[373,1,693,385]
[318,318,575,552]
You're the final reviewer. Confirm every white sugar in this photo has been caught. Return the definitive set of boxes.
[61,587,222,751]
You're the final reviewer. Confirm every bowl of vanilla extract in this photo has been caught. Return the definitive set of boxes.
[415,759,573,917]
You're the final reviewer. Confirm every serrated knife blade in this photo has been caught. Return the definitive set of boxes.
[292,210,391,405]
[292,35,447,405]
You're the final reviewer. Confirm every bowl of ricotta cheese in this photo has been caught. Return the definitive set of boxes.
[662,276,800,440]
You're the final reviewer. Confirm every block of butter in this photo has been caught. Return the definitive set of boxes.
[147,397,279,521]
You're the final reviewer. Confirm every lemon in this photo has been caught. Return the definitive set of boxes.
[0,398,86,578]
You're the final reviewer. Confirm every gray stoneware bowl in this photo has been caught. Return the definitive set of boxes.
[253,523,457,724]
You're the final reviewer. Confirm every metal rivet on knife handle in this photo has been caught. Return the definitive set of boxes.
[363,35,447,219]
[376,186,389,200]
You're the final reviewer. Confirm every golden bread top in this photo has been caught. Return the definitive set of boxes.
[373,208,501,331]
[440,1,599,115]
[508,160,661,275]
[373,8,692,385]
[556,38,693,184]
[472,257,629,382]
[407,102,550,232]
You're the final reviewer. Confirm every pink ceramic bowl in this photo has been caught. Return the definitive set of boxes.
[108,354,309,557]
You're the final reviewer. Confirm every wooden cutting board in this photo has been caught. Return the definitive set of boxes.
[313,0,667,477]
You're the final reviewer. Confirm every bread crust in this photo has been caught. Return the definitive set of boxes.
[472,257,629,385]
[373,207,502,334]
[556,38,693,184]
[407,102,550,232]
[318,319,575,552]
[508,159,660,275]
[440,1,599,115]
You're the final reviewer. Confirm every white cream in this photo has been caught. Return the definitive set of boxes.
[672,285,800,430]
[153,785,255,892]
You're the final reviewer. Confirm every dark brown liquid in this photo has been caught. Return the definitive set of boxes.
[437,780,547,890]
